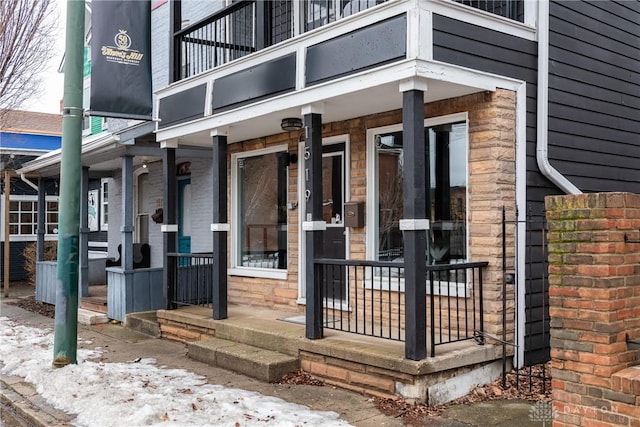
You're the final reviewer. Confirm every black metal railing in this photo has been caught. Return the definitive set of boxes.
[168,252,214,307]
[427,262,487,356]
[455,0,524,22]
[174,1,259,80]
[315,258,488,356]
[303,0,388,31]
[173,0,390,81]
[500,207,552,393]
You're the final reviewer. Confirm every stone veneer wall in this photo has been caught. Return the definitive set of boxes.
[546,192,640,426]
[225,89,516,341]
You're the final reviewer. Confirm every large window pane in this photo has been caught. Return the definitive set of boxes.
[101,179,109,230]
[375,121,467,264]
[237,151,288,269]
[46,201,59,235]
[377,139,404,261]
[6,198,58,236]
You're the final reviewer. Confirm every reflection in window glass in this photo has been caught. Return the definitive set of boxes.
[322,153,344,225]
[237,151,288,269]
[376,122,467,264]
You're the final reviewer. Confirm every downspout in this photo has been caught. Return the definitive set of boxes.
[20,173,39,192]
[536,0,581,195]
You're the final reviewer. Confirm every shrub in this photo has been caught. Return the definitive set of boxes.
[23,241,57,285]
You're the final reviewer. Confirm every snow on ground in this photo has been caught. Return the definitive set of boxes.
[0,317,351,427]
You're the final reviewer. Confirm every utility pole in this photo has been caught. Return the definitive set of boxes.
[3,170,10,297]
[53,0,85,368]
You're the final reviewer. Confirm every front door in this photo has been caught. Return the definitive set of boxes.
[321,144,346,300]
[178,178,191,254]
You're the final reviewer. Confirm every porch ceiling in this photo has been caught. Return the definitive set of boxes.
[17,122,165,178]
[167,78,483,147]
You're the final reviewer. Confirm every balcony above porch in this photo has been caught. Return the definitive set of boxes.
[156,0,535,145]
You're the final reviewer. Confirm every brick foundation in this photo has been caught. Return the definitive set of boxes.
[546,192,640,426]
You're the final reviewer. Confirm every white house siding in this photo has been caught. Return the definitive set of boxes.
[105,164,164,269]
[145,162,165,268]
[186,157,213,254]
[152,1,170,93]
[107,170,122,260]
[181,0,225,28]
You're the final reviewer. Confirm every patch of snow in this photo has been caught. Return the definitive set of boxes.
[0,317,350,427]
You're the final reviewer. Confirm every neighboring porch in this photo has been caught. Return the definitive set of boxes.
[21,123,168,322]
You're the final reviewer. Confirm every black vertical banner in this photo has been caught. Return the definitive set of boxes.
[90,0,152,120]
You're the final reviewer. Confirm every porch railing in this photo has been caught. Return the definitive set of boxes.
[168,252,214,307]
[314,258,488,356]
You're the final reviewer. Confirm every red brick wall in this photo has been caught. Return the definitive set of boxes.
[546,192,640,426]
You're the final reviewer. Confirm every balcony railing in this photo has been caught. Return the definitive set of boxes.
[172,0,523,82]
[173,2,259,81]
[315,258,488,356]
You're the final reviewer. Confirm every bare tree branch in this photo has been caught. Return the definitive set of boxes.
[0,0,59,123]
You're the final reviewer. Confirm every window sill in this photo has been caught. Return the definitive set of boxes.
[366,276,471,298]
[295,297,352,312]
[229,267,287,280]
[8,235,59,242]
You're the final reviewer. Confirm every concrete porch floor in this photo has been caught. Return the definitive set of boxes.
[150,304,503,404]
[80,284,108,314]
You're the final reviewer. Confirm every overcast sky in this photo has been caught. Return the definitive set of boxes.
[23,0,66,114]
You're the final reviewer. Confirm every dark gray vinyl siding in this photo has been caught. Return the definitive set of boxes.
[433,15,553,365]
[0,242,30,281]
[548,1,640,193]
[432,15,555,215]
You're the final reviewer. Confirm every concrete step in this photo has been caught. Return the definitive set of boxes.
[78,308,108,325]
[125,311,161,338]
[187,337,299,383]
[213,319,303,357]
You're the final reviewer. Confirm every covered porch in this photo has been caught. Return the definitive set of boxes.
[156,0,523,363]
[18,122,167,322]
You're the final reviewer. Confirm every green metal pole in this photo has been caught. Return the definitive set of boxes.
[53,0,85,368]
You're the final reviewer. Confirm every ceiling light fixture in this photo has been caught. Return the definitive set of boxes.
[281,117,303,132]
